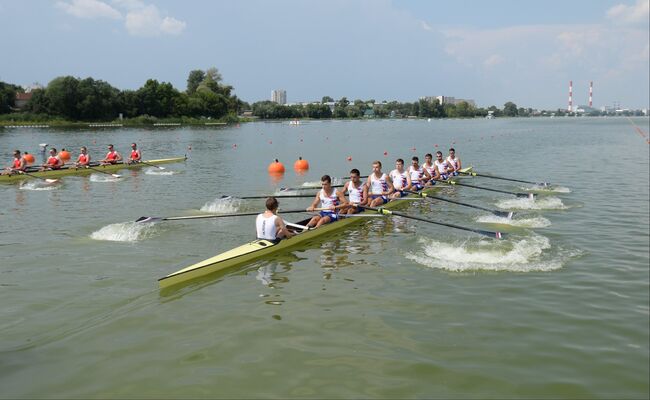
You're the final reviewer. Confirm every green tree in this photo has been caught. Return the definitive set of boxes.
[0,82,22,114]
[321,96,333,103]
[503,101,518,117]
[186,70,205,94]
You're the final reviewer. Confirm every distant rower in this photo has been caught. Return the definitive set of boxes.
[256,197,295,242]
[340,168,368,215]
[367,160,395,207]
[306,174,346,228]
[41,148,63,171]
[75,146,91,168]
[128,143,141,164]
[101,144,122,165]
[2,150,26,175]
[446,148,462,176]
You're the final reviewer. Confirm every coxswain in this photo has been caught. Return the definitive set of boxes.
[128,143,141,164]
[75,146,91,168]
[340,168,368,215]
[2,150,27,175]
[446,148,462,176]
[256,197,295,243]
[407,156,431,191]
[41,148,64,171]
[306,174,347,228]
[434,151,453,180]
[389,158,411,199]
[101,144,122,165]
[367,160,395,207]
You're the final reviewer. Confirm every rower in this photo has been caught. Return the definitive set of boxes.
[256,197,295,243]
[434,151,452,181]
[407,156,431,191]
[422,153,439,185]
[40,148,63,171]
[340,168,368,215]
[101,144,122,165]
[367,160,395,207]
[446,148,462,176]
[1,150,26,175]
[389,158,411,199]
[128,143,141,164]
[306,175,347,228]
[75,146,91,168]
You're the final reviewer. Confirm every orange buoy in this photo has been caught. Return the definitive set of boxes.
[268,159,285,174]
[59,149,71,161]
[293,157,309,171]
[383,151,388,156]
[23,152,35,164]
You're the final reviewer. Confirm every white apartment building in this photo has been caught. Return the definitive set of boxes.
[271,90,287,105]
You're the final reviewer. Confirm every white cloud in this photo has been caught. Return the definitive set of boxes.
[420,21,432,31]
[124,4,186,36]
[607,0,649,26]
[483,54,504,68]
[111,0,145,11]
[56,0,121,19]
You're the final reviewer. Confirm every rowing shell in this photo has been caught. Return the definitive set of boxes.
[0,157,186,183]
[158,167,473,289]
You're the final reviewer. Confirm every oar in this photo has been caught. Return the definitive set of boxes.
[441,180,535,199]
[460,171,549,187]
[140,161,165,170]
[365,206,504,239]
[281,184,345,191]
[405,190,514,219]
[18,171,59,183]
[85,166,122,178]
[221,194,317,200]
[136,209,312,223]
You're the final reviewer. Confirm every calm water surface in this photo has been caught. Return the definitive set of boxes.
[1,118,648,399]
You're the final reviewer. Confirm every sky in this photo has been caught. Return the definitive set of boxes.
[1,0,648,109]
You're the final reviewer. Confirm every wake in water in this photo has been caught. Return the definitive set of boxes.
[90,221,158,242]
[405,235,582,272]
[521,184,571,193]
[89,174,123,183]
[144,168,176,176]
[496,196,568,210]
[200,196,243,213]
[19,181,60,190]
[476,214,552,228]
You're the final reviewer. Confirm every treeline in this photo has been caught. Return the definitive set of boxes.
[251,97,521,119]
[0,68,247,122]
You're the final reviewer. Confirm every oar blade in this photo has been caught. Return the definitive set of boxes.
[45,178,59,183]
[136,216,162,223]
[481,230,506,239]
[516,192,536,199]
[494,210,515,219]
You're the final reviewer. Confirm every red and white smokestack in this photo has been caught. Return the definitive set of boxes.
[589,81,593,108]
[568,80,573,112]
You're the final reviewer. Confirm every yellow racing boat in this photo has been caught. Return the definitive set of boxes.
[159,167,473,289]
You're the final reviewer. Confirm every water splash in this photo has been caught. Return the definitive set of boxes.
[200,197,242,213]
[90,222,157,242]
[476,214,552,228]
[496,196,568,210]
[522,185,571,193]
[144,169,176,176]
[18,181,59,191]
[89,174,122,183]
[405,235,581,272]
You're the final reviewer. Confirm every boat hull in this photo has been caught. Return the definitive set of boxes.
[0,157,186,183]
[158,167,472,289]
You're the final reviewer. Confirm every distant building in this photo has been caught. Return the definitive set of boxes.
[420,96,476,108]
[271,90,287,105]
[14,92,32,109]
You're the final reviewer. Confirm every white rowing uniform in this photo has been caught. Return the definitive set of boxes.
[389,169,408,191]
[346,181,364,204]
[423,162,436,177]
[447,156,460,171]
[256,213,278,240]
[319,188,339,208]
[369,173,388,195]
[408,165,425,189]
[434,160,449,175]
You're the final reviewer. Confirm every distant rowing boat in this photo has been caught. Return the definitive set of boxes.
[0,156,186,183]
[158,167,472,289]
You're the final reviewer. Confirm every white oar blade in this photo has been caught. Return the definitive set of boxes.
[45,179,59,183]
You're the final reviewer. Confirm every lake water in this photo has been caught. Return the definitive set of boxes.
[1,118,648,399]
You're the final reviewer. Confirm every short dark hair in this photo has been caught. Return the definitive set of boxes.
[350,168,360,176]
[396,158,404,164]
[412,156,419,162]
[449,148,455,152]
[436,151,442,156]
[372,160,382,168]
[425,153,432,158]
[265,197,278,211]
[321,174,331,183]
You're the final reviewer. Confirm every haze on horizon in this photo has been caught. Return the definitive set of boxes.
[1,0,648,110]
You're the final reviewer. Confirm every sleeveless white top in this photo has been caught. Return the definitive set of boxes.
[256,213,278,240]
[447,156,459,170]
[347,181,364,203]
[407,165,424,184]
[319,188,339,208]
[435,160,448,174]
[423,162,436,176]
[369,173,388,194]
[389,169,408,190]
